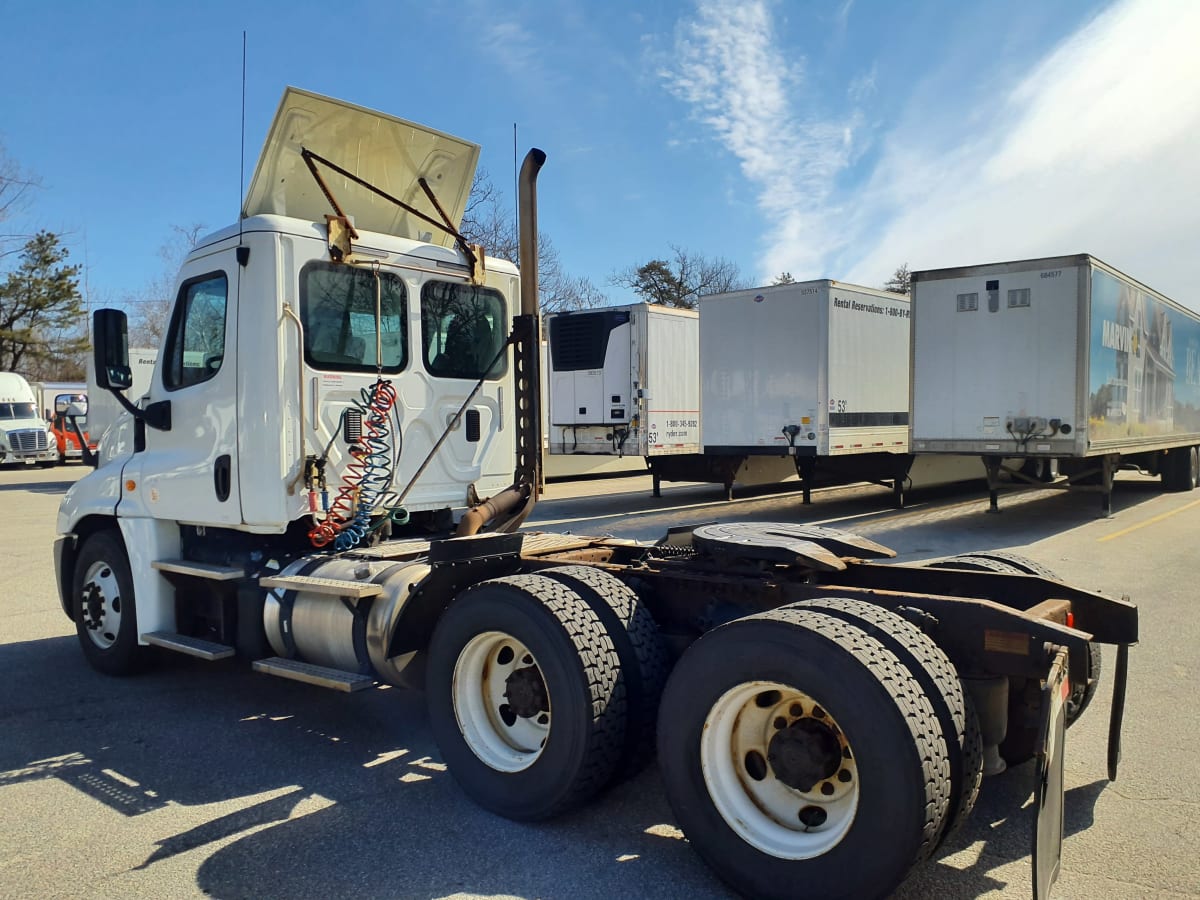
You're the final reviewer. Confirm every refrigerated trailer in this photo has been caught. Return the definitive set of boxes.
[911,254,1200,515]
[547,303,699,459]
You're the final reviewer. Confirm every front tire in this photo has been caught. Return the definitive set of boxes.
[657,607,950,900]
[426,574,626,821]
[72,530,145,675]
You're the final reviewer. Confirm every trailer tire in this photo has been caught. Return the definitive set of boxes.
[73,530,146,676]
[539,565,669,782]
[657,606,950,900]
[1165,446,1199,492]
[426,574,626,821]
[800,598,982,845]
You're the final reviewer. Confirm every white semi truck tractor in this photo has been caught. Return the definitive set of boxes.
[54,88,1138,900]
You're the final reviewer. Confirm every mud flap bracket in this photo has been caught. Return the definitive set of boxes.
[1033,646,1069,900]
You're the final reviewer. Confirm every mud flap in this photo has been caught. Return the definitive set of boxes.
[1033,647,1069,900]
[1107,643,1130,781]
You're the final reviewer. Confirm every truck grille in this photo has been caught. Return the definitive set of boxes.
[9,429,49,452]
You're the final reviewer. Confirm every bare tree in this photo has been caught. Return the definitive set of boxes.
[885,263,911,295]
[124,223,206,347]
[0,142,41,260]
[612,245,747,309]
[772,271,796,285]
[460,170,606,313]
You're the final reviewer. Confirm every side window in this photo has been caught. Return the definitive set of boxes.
[301,262,407,373]
[421,281,507,380]
[164,272,228,390]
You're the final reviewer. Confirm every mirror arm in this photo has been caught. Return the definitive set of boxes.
[108,388,171,432]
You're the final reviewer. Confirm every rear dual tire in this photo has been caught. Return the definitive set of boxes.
[657,606,952,900]
[426,574,627,821]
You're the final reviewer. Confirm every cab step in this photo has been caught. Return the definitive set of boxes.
[252,657,375,692]
[259,574,382,599]
[143,631,236,660]
[152,559,245,580]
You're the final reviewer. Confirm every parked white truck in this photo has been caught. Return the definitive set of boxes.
[53,88,1137,900]
[0,372,58,466]
[911,254,1200,515]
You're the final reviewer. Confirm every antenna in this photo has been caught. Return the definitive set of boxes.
[238,31,247,244]
[513,122,518,265]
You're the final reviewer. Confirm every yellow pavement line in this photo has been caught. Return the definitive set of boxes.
[1097,497,1200,542]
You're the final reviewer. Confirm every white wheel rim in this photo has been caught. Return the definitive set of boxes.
[701,680,859,859]
[81,559,123,650]
[452,630,550,772]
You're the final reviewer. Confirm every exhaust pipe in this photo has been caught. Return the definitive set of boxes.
[518,149,547,317]
[456,148,546,538]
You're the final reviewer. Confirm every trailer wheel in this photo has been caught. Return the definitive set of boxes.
[657,607,950,900]
[800,598,982,845]
[72,530,145,676]
[426,574,626,821]
[1164,445,1199,492]
[539,565,669,781]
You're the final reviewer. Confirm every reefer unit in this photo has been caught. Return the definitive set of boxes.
[547,303,699,458]
[911,254,1200,512]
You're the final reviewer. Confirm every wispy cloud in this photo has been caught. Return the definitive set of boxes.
[661,0,860,278]
[664,0,1200,303]
[843,0,1200,301]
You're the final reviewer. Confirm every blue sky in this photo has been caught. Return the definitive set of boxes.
[2,0,1198,310]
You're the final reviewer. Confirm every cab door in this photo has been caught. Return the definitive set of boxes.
[133,250,242,526]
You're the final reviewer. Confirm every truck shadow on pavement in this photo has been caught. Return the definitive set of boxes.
[0,476,76,495]
[0,632,1117,899]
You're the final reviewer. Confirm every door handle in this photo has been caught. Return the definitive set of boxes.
[214,454,232,502]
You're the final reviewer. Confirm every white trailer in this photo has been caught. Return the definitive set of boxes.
[911,254,1200,515]
[547,302,698,461]
[647,280,930,502]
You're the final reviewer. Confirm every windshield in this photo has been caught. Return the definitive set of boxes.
[0,402,38,420]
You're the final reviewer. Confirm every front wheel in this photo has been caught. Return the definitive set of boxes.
[72,530,145,675]
[426,574,627,821]
[657,607,951,900]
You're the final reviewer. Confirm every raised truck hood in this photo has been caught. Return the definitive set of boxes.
[242,86,480,245]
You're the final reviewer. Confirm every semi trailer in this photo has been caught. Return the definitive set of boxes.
[645,281,981,502]
[547,301,699,460]
[54,88,1137,900]
[911,254,1200,515]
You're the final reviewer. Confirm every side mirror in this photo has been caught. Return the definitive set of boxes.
[65,402,87,418]
[93,309,133,390]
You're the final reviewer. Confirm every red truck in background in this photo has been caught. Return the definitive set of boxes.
[47,392,95,465]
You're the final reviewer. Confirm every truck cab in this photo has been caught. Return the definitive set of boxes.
[0,372,57,466]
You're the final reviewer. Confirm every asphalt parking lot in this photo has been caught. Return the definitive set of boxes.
[1,464,1198,899]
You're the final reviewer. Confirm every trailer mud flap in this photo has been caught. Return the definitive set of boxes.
[1033,647,1069,900]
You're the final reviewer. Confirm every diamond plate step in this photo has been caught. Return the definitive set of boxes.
[152,559,245,580]
[259,574,383,599]
[252,657,375,692]
[143,631,236,660]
